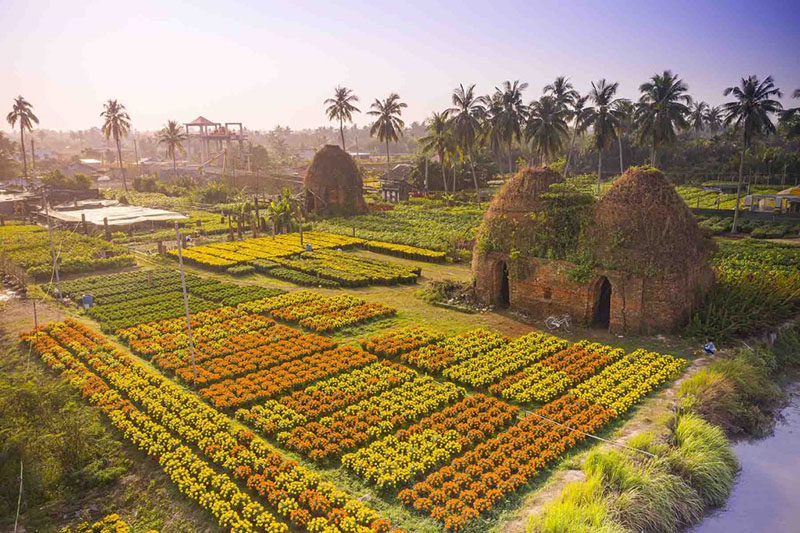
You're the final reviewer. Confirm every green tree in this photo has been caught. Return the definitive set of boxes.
[563,94,590,177]
[418,112,452,193]
[490,80,528,174]
[779,89,800,140]
[5,96,39,182]
[157,120,188,179]
[704,105,724,134]
[324,86,360,151]
[585,79,623,194]
[635,70,691,166]
[100,99,131,192]
[447,83,486,196]
[368,93,407,178]
[722,75,783,232]
[543,76,579,111]
[524,95,569,164]
[0,133,19,180]
[689,100,709,137]
[613,99,635,174]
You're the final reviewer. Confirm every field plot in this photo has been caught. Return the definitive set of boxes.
[313,201,485,252]
[59,268,284,330]
[0,224,134,280]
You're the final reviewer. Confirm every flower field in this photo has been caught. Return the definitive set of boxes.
[0,224,135,280]
[272,249,420,287]
[24,268,690,531]
[22,320,396,532]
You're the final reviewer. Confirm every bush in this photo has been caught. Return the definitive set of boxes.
[226,265,255,276]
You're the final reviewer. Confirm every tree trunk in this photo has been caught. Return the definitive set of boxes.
[385,138,390,178]
[452,162,457,193]
[731,141,747,234]
[651,141,657,168]
[563,129,577,177]
[597,149,603,196]
[618,134,624,175]
[424,157,429,192]
[507,141,513,175]
[20,128,27,181]
[339,118,346,151]
[172,149,177,179]
[469,153,479,200]
[116,137,128,192]
[440,150,448,193]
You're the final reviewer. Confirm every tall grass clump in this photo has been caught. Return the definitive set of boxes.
[528,414,738,533]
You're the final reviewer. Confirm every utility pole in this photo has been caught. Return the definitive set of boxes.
[174,222,197,383]
[41,188,61,296]
[30,139,36,179]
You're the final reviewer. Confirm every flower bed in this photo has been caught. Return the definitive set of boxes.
[279,377,465,462]
[399,329,508,373]
[198,346,377,409]
[362,240,446,263]
[360,326,445,357]
[342,395,518,490]
[271,249,419,287]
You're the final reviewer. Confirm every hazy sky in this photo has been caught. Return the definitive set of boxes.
[2,0,799,133]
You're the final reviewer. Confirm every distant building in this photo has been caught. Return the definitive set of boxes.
[745,187,800,214]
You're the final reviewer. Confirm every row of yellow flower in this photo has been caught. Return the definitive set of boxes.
[399,329,508,373]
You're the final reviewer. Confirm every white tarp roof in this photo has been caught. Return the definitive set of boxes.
[41,203,188,226]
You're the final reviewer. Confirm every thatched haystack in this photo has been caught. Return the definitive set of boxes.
[483,165,562,222]
[304,145,366,215]
[590,166,714,277]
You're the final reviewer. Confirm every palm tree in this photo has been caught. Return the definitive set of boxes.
[612,99,634,174]
[324,86,360,151]
[689,100,709,137]
[157,120,188,178]
[704,105,724,134]
[368,93,407,178]
[722,75,783,232]
[634,70,691,166]
[563,94,590,177]
[492,80,528,174]
[447,84,486,196]
[779,89,800,140]
[419,112,452,193]
[524,95,569,164]
[6,96,38,182]
[100,99,132,192]
[543,76,578,111]
[585,79,622,194]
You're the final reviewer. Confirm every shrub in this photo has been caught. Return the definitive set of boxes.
[227,265,255,276]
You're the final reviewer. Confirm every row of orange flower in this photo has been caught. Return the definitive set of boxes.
[278,377,465,462]
[198,346,377,409]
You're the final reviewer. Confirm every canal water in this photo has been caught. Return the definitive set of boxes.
[689,383,800,533]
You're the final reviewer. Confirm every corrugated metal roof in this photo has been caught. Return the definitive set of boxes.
[41,204,188,226]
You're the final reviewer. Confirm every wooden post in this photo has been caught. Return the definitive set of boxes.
[237,214,242,240]
[228,214,234,241]
[0,216,4,226]
[253,197,260,237]
[81,213,88,235]
[157,241,164,255]
[103,217,111,241]
[174,222,197,383]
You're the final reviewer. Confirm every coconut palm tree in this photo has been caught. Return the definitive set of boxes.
[585,79,622,194]
[368,93,407,178]
[447,84,486,196]
[419,112,452,193]
[157,120,188,178]
[543,76,578,111]
[722,75,783,233]
[634,71,691,166]
[491,80,528,174]
[524,95,569,165]
[704,105,724,134]
[324,86,360,151]
[688,100,709,137]
[100,99,132,192]
[563,94,590,177]
[779,89,800,140]
[612,99,635,174]
[6,96,38,182]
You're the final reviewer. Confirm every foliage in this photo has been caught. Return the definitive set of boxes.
[41,170,92,189]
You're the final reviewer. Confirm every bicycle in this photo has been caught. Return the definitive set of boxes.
[545,314,571,332]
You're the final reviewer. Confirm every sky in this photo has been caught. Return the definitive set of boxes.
[2,0,799,133]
